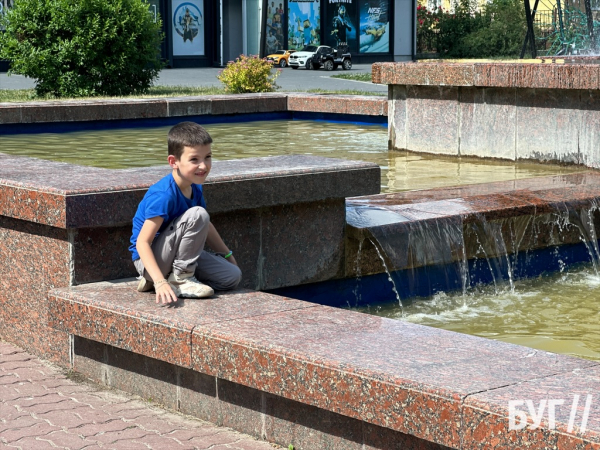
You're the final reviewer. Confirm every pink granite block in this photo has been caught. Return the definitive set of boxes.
[580,90,600,168]
[460,193,537,221]
[0,103,22,124]
[389,85,407,149]
[191,305,594,449]
[371,63,382,84]
[372,62,403,85]
[0,186,66,228]
[49,280,315,367]
[210,94,287,115]
[459,87,517,160]
[440,63,475,86]
[516,63,557,89]
[64,190,146,228]
[210,208,262,290]
[260,200,345,287]
[557,64,599,90]
[19,99,168,123]
[515,88,581,163]
[348,172,600,209]
[287,94,386,116]
[474,63,518,88]
[0,217,71,364]
[71,225,135,284]
[405,85,459,155]
[462,365,600,448]
[165,96,212,117]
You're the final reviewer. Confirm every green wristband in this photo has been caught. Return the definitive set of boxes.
[224,250,233,259]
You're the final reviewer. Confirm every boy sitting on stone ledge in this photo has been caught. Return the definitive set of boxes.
[129,121,241,304]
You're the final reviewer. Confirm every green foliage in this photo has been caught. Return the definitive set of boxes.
[217,54,281,93]
[0,0,164,98]
[417,0,527,58]
[460,0,527,57]
[0,85,227,103]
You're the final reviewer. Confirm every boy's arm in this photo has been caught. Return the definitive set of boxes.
[137,217,179,304]
[206,222,238,267]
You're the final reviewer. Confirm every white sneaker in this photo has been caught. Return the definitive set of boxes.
[137,277,154,292]
[167,272,214,298]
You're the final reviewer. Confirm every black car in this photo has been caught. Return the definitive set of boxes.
[311,45,352,71]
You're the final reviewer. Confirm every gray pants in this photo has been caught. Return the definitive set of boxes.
[134,206,242,290]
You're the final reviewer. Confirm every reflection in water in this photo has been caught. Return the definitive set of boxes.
[0,120,585,193]
[359,265,600,361]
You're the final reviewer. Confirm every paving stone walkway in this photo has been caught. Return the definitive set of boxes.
[0,341,281,450]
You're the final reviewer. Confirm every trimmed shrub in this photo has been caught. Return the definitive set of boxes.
[217,54,281,93]
[0,0,164,97]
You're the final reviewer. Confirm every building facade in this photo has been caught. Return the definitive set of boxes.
[152,0,415,67]
[0,0,415,70]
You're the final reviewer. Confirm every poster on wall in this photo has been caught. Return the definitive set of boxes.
[287,0,320,51]
[325,0,357,52]
[265,0,286,54]
[358,0,389,53]
[172,0,204,56]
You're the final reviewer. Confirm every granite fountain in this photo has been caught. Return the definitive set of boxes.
[0,89,598,449]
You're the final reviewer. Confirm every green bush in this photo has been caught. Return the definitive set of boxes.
[459,0,527,57]
[0,0,164,98]
[417,0,526,58]
[217,54,281,93]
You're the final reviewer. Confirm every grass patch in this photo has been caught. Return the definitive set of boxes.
[330,73,372,82]
[306,88,384,96]
[0,84,385,102]
[0,85,226,103]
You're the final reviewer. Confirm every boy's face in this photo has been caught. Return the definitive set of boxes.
[169,144,212,186]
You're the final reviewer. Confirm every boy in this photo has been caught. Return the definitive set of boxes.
[129,121,241,305]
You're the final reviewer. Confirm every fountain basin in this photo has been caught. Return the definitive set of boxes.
[373,60,600,167]
[1,94,599,449]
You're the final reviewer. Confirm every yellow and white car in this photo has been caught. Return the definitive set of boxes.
[265,50,296,68]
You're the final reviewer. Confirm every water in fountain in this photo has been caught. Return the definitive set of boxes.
[348,200,600,360]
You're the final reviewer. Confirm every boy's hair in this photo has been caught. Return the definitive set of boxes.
[168,122,213,160]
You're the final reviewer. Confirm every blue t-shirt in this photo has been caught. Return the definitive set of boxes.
[129,173,206,261]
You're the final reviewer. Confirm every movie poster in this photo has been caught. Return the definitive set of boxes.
[265,0,286,54]
[172,0,204,56]
[325,0,357,52]
[287,0,320,51]
[358,0,389,53]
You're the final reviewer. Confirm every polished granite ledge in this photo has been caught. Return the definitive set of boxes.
[347,171,600,225]
[345,172,600,275]
[373,61,600,90]
[0,93,387,126]
[0,154,380,228]
[48,279,600,449]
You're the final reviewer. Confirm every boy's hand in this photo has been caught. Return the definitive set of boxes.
[156,282,179,305]
[227,255,239,267]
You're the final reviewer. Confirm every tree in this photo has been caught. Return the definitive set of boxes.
[0,0,164,97]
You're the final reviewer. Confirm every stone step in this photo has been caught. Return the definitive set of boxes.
[48,279,600,450]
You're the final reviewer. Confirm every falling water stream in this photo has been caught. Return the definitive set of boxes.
[355,203,600,361]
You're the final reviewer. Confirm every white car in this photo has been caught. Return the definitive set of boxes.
[288,45,334,70]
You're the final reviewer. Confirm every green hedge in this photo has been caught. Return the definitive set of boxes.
[418,0,527,58]
[0,0,164,97]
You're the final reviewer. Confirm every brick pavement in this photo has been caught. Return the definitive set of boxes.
[0,341,282,450]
